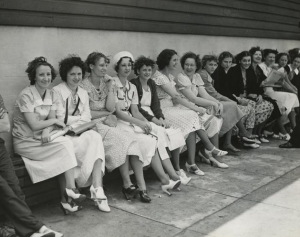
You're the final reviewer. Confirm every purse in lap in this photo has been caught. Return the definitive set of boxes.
[165,128,185,150]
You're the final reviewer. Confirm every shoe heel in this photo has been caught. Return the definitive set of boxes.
[162,187,172,196]
[122,189,131,201]
[60,203,69,215]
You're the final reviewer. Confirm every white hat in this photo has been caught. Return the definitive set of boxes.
[112,51,134,67]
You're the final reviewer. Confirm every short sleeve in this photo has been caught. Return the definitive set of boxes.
[194,73,205,87]
[17,91,35,113]
[0,95,7,111]
[175,73,191,90]
[131,84,139,105]
[152,71,170,86]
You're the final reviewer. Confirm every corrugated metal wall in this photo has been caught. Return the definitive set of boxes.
[0,0,299,40]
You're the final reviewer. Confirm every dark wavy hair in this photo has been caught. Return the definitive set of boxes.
[133,56,155,75]
[218,51,234,65]
[180,52,202,71]
[114,57,134,72]
[25,57,56,85]
[59,55,86,82]
[249,46,264,61]
[288,48,300,62]
[156,49,177,70]
[235,51,251,65]
[276,52,290,65]
[85,52,110,73]
[263,49,278,61]
[201,55,218,69]
[291,53,300,63]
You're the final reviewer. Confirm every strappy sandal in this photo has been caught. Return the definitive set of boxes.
[205,147,228,157]
[185,163,205,176]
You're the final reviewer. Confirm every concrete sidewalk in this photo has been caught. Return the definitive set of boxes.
[32,139,300,237]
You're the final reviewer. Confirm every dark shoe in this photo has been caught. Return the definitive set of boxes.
[279,142,297,148]
[0,227,17,237]
[139,190,151,203]
[122,185,138,200]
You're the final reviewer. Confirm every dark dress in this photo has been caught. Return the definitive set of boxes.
[247,65,282,125]
[226,65,274,126]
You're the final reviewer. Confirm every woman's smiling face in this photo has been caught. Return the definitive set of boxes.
[183,58,197,77]
[167,54,179,71]
[35,65,52,89]
[66,66,82,89]
[117,57,132,78]
[138,65,153,80]
[252,51,262,64]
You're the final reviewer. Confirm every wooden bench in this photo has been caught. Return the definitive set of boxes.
[13,157,61,206]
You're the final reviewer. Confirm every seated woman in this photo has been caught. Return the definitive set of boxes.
[152,49,228,176]
[80,52,151,202]
[259,49,299,140]
[51,55,110,213]
[199,55,258,150]
[276,52,298,94]
[112,51,181,196]
[226,51,274,143]
[12,57,87,216]
[130,56,192,183]
[248,47,282,138]
[174,52,227,168]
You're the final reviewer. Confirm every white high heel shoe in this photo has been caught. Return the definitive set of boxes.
[39,226,63,237]
[177,169,192,185]
[205,147,228,157]
[90,185,110,212]
[185,163,205,176]
[205,147,228,169]
[60,201,82,215]
[161,180,181,196]
[65,188,86,202]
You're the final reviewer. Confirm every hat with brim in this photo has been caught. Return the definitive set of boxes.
[112,51,134,67]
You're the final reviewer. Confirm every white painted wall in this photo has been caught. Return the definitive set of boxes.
[1,26,299,154]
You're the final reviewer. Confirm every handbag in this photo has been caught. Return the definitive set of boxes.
[66,121,96,136]
[165,128,185,150]
[103,114,117,127]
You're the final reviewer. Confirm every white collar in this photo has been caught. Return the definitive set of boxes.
[56,82,86,102]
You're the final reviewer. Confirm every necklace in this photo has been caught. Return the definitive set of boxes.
[66,84,78,104]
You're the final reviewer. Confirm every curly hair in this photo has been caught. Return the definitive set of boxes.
[156,49,177,70]
[25,57,56,85]
[249,46,264,61]
[263,49,278,61]
[180,52,201,71]
[85,52,110,73]
[276,52,290,65]
[201,55,218,69]
[218,51,234,65]
[59,55,86,82]
[114,57,134,72]
[133,56,155,75]
[235,51,251,64]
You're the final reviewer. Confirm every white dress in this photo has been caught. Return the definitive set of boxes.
[259,62,299,115]
[52,83,105,187]
[114,77,157,167]
[13,85,77,184]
